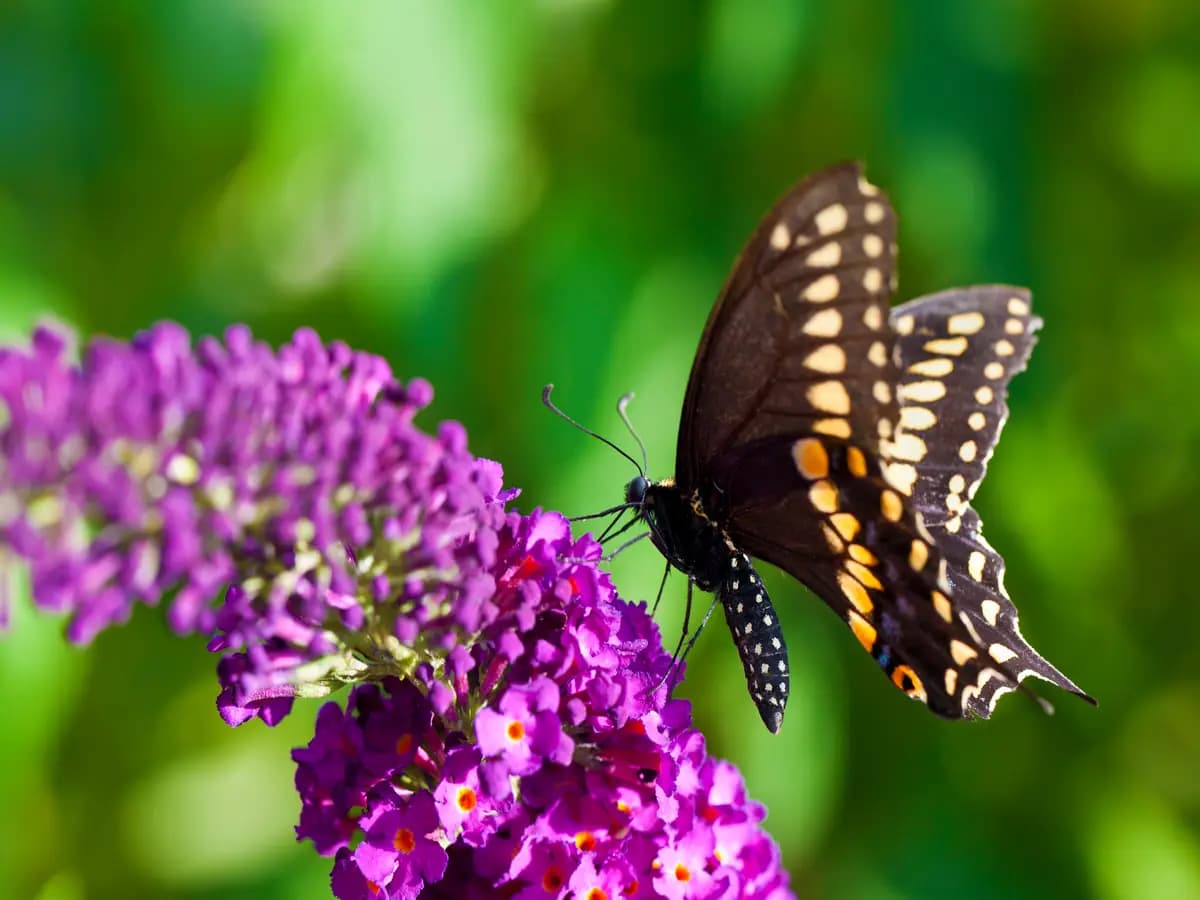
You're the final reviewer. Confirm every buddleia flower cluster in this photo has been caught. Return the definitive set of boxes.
[0,323,792,899]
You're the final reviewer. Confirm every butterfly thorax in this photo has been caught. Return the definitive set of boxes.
[626,477,729,590]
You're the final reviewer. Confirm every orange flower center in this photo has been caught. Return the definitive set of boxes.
[585,889,608,900]
[622,881,639,896]
[506,720,525,742]
[395,733,414,756]
[456,786,477,812]
[674,863,691,882]
[575,831,597,852]
[543,866,565,891]
[393,828,416,854]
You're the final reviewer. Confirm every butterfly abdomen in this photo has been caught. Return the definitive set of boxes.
[720,554,789,733]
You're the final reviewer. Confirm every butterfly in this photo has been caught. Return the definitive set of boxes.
[625,162,1095,732]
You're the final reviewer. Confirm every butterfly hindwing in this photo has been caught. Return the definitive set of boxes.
[887,286,1094,714]
[883,286,1039,509]
[722,434,1027,718]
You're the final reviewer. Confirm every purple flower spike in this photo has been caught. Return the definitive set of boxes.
[289,495,793,898]
[0,323,793,899]
[0,322,453,639]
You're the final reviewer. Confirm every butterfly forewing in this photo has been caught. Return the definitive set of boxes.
[677,163,901,495]
[887,286,1094,715]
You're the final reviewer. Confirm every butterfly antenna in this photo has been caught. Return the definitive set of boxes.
[542,384,645,476]
[617,392,650,476]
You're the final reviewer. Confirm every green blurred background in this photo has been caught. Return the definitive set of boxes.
[2,2,1198,898]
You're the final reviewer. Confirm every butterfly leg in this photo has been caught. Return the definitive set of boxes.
[561,526,648,566]
[650,559,671,617]
[569,501,636,523]
[595,530,650,563]
[674,591,721,665]
[596,509,636,544]
[653,578,718,696]
[660,578,696,686]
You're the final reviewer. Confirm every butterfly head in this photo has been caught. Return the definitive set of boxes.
[625,476,679,517]
[624,475,649,506]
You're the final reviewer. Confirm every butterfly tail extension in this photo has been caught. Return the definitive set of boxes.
[937,511,1097,717]
[719,553,790,733]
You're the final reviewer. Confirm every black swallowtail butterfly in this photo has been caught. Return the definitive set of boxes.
[624,162,1095,732]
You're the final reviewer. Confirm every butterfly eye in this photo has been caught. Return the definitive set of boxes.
[625,476,649,505]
